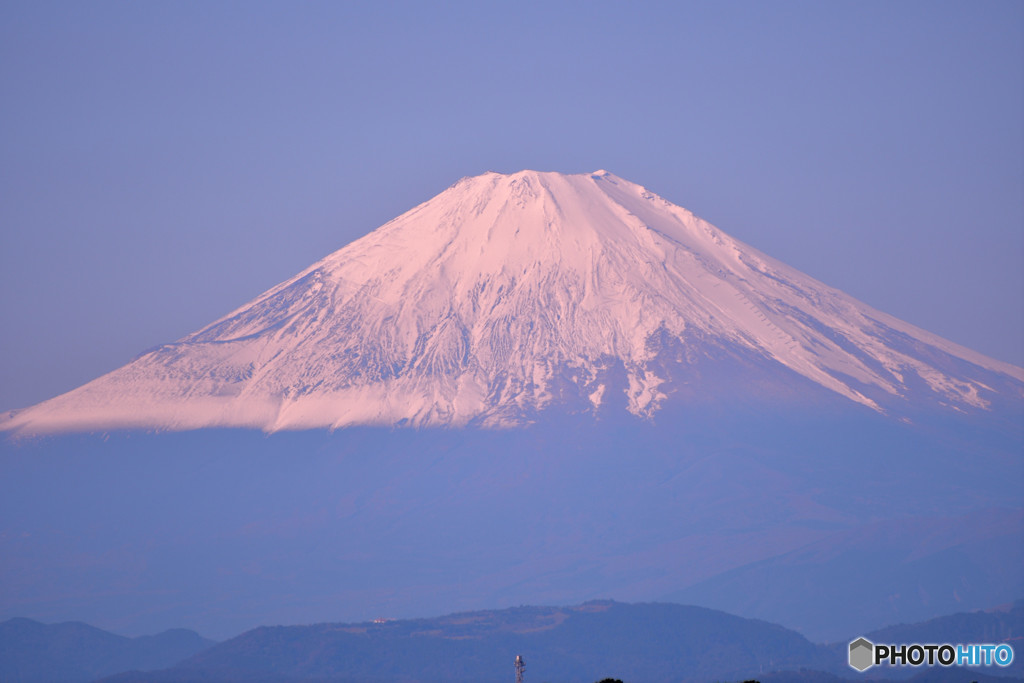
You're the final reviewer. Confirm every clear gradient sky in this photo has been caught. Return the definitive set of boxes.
[1,0,1022,411]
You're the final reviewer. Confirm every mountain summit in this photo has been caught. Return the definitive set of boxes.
[5,170,1021,434]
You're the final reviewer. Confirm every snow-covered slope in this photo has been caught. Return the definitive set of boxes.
[4,170,1022,434]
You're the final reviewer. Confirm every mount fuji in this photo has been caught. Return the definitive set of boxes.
[1,170,1021,644]
[3,170,1021,434]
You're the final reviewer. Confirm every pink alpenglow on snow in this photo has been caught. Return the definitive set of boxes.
[4,170,1022,435]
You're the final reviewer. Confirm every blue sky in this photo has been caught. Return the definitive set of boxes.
[1,0,1021,410]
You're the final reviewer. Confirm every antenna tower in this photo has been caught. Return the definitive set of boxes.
[515,655,525,683]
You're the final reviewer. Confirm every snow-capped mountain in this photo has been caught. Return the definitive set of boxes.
[4,170,1021,434]
[2,170,1022,641]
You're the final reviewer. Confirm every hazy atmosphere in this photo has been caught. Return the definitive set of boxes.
[2,5,1023,682]
[1,0,1021,411]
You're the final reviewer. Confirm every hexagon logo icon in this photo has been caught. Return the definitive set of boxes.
[849,637,874,672]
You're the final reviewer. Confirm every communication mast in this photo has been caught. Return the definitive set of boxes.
[514,655,525,683]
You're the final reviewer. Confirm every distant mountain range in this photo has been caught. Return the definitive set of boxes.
[3,600,1021,683]
[0,617,213,682]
